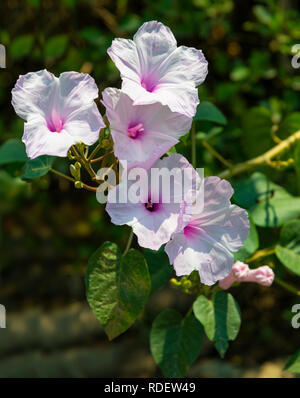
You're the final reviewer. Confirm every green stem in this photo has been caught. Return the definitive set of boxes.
[123,228,133,256]
[246,247,275,263]
[50,168,75,183]
[50,168,98,192]
[71,145,98,182]
[275,277,300,296]
[88,143,102,161]
[219,129,300,179]
[202,140,232,168]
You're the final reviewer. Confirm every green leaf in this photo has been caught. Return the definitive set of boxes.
[86,242,151,340]
[276,112,300,139]
[284,350,300,374]
[166,146,177,155]
[275,219,300,276]
[234,217,259,262]
[10,35,34,59]
[294,141,300,189]
[230,65,250,82]
[21,156,56,179]
[193,291,241,358]
[194,101,227,125]
[241,107,272,158]
[0,139,28,166]
[45,35,68,59]
[144,247,173,294]
[253,5,272,26]
[233,172,300,227]
[276,246,300,276]
[150,309,203,377]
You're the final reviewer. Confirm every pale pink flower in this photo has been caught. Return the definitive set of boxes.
[106,154,199,250]
[12,69,105,159]
[219,261,274,290]
[101,87,192,169]
[107,21,208,118]
[165,177,250,286]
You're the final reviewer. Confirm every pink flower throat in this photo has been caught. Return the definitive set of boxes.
[47,109,64,133]
[127,122,144,139]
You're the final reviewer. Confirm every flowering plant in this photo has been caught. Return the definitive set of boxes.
[2,20,300,377]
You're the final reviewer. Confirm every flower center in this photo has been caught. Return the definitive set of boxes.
[127,122,144,139]
[141,75,157,92]
[47,109,64,133]
[145,200,159,212]
[183,223,202,239]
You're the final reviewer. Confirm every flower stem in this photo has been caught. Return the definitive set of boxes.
[90,151,114,163]
[201,140,232,168]
[81,183,98,192]
[123,228,133,256]
[50,168,98,192]
[71,145,99,182]
[50,168,75,183]
[88,143,102,161]
[246,247,276,263]
[275,277,300,296]
[219,129,300,179]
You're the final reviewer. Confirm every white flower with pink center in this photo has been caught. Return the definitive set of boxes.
[106,154,200,250]
[107,21,208,118]
[102,87,192,169]
[165,177,250,286]
[12,69,105,159]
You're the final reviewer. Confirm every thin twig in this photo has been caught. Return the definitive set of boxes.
[50,168,75,183]
[246,247,276,263]
[202,140,232,168]
[219,129,300,179]
[275,277,300,296]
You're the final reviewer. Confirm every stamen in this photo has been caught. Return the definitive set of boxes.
[127,123,144,139]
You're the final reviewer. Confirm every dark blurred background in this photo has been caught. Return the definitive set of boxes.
[0,0,299,377]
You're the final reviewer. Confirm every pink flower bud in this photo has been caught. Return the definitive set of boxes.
[242,266,274,287]
[219,262,274,290]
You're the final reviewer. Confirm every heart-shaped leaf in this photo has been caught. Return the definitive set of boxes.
[86,242,151,340]
[275,219,300,276]
[150,309,203,377]
[21,155,56,179]
[193,291,241,358]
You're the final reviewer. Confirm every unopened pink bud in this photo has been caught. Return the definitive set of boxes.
[219,262,274,290]
[242,266,274,287]
[232,261,250,279]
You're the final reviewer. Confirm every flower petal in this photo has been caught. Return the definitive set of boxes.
[12,70,104,159]
[22,116,75,158]
[107,38,141,82]
[133,21,177,77]
[58,71,101,120]
[64,103,105,146]
[102,88,192,168]
[165,231,234,285]
[12,69,56,120]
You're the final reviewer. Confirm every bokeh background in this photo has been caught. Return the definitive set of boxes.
[0,0,299,377]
